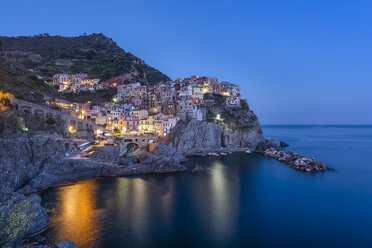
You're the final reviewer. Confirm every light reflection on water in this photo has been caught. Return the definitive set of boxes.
[208,161,238,244]
[50,180,99,248]
[42,126,372,247]
[42,158,246,248]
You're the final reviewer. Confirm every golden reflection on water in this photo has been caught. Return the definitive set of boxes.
[51,180,99,248]
[209,161,239,242]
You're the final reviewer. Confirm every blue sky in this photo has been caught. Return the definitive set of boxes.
[1,0,372,124]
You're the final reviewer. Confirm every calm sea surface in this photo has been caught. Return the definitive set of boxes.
[41,125,372,248]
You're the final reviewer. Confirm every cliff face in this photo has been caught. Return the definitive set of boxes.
[166,98,264,151]
[0,133,65,191]
[0,133,63,247]
[0,133,120,193]
[168,119,263,151]
[0,133,117,247]
[167,120,224,150]
[0,33,170,84]
[0,132,187,247]
[223,126,264,149]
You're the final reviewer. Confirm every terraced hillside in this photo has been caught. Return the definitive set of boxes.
[0,33,170,85]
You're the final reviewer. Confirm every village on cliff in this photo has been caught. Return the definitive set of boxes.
[49,74,242,139]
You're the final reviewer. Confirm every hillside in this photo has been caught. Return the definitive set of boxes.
[0,33,170,85]
[0,56,60,102]
[0,56,117,104]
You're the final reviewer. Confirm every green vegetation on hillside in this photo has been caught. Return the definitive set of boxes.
[0,33,170,85]
[62,88,117,104]
[0,57,60,102]
[204,93,258,132]
[0,56,118,104]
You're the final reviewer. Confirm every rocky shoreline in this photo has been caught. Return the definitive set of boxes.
[0,134,333,247]
[0,134,190,248]
[256,139,334,172]
[263,148,333,172]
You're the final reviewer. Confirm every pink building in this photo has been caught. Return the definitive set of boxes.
[102,76,131,88]
[81,103,90,110]
[161,116,180,136]
[119,115,140,132]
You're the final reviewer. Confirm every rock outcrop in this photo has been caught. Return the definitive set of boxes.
[167,120,224,151]
[255,139,280,152]
[255,139,333,172]
[86,146,135,165]
[280,141,289,147]
[191,164,207,172]
[169,119,264,151]
[0,133,187,247]
[116,144,187,175]
[0,192,48,248]
[223,126,264,149]
[0,132,65,191]
[263,148,333,172]
[0,132,118,192]
[164,94,264,152]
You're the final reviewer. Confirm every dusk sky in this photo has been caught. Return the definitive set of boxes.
[2,0,371,124]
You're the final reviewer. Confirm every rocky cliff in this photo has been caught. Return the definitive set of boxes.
[0,33,170,85]
[167,119,263,151]
[165,94,264,151]
[0,132,187,247]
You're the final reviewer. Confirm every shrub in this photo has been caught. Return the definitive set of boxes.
[241,99,249,110]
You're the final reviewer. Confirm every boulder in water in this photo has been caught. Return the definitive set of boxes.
[280,141,289,147]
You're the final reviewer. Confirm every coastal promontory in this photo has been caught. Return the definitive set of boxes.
[0,34,330,247]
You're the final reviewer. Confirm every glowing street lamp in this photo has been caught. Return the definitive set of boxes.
[68,126,77,134]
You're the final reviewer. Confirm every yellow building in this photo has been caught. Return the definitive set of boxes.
[139,113,162,134]
[129,109,148,120]
[154,120,163,136]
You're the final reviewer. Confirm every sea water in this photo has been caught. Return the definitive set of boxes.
[41,125,372,247]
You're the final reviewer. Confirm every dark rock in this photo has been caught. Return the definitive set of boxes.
[255,139,280,152]
[263,147,333,172]
[0,192,48,247]
[280,141,289,147]
[164,110,264,151]
[89,146,132,165]
[192,164,207,172]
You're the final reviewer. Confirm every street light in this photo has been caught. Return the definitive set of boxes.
[68,126,77,134]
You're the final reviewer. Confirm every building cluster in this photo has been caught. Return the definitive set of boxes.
[52,73,101,93]
[52,74,135,93]
[49,75,241,138]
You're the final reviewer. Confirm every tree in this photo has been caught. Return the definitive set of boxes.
[240,99,249,110]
